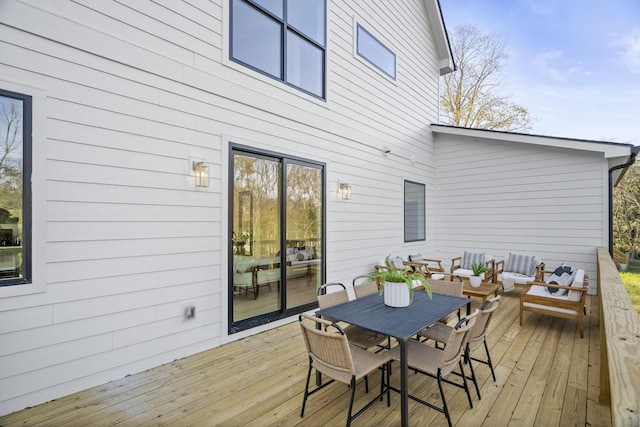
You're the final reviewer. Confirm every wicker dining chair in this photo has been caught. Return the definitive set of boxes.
[298,314,392,426]
[317,283,388,352]
[388,310,479,427]
[418,295,502,400]
[427,274,464,324]
[352,275,379,298]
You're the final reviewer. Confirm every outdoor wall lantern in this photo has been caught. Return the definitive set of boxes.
[193,161,210,187]
[339,182,352,200]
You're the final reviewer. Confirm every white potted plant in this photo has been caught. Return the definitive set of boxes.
[469,262,489,287]
[369,256,431,307]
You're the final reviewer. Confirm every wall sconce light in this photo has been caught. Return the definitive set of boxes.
[339,182,352,200]
[193,161,209,187]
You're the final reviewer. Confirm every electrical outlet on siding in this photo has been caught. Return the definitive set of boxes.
[181,302,196,321]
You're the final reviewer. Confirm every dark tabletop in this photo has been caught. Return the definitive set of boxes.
[316,291,468,341]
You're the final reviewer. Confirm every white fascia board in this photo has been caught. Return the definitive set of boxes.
[424,0,455,75]
[431,124,634,159]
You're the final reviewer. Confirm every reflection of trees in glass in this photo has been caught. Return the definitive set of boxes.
[287,164,321,241]
[233,155,322,256]
[234,155,280,256]
[0,96,22,225]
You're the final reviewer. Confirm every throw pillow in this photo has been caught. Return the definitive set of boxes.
[505,253,537,276]
[391,256,405,270]
[462,251,485,270]
[409,253,424,262]
[545,263,576,295]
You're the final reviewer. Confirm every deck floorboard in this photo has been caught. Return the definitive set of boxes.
[0,289,611,427]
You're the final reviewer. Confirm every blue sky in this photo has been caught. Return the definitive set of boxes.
[439,0,640,144]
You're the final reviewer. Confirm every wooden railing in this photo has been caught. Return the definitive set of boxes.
[612,248,629,266]
[596,247,640,426]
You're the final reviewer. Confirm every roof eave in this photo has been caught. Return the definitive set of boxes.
[424,0,456,75]
[431,124,636,159]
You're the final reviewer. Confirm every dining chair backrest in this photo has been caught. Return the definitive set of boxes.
[440,310,478,376]
[427,276,463,298]
[299,313,355,381]
[468,295,501,351]
[316,283,349,309]
[352,275,379,298]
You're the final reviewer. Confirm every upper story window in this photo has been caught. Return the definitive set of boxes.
[231,0,326,98]
[404,180,425,242]
[356,24,396,79]
[0,89,31,286]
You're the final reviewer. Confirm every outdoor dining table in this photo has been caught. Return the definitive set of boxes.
[316,290,468,427]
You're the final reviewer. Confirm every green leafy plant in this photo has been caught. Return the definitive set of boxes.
[471,261,489,277]
[369,256,432,302]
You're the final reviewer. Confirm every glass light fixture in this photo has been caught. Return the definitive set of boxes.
[193,161,209,187]
[339,182,352,200]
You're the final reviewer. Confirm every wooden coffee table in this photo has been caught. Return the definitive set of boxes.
[462,279,500,314]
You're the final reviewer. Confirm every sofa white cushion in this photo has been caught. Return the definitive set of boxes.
[452,268,474,278]
[499,271,535,284]
[523,285,580,315]
[567,269,585,302]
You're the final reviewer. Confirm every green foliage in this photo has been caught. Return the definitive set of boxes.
[619,271,640,316]
[613,164,640,254]
[369,256,432,302]
[471,262,489,276]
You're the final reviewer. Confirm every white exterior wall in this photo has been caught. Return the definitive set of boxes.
[0,0,443,414]
[434,132,607,279]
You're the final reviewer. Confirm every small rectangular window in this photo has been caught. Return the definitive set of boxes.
[356,24,396,79]
[404,180,425,242]
[0,89,32,286]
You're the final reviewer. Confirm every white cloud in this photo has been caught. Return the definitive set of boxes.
[621,29,640,74]
[532,49,580,82]
[526,0,556,15]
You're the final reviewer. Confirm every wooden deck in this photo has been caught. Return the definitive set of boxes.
[0,288,611,427]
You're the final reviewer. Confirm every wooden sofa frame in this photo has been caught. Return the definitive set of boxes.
[519,272,589,338]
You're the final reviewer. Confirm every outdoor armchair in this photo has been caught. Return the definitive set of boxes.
[494,253,545,291]
[520,267,588,338]
[451,251,495,282]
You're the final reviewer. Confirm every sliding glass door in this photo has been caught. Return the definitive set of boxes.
[230,147,324,333]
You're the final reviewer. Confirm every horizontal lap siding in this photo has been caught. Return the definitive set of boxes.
[435,134,604,276]
[0,0,227,414]
[327,0,440,277]
[0,0,444,415]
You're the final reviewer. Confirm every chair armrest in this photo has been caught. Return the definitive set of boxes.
[524,281,588,293]
[404,260,445,277]
[450,257,462,273]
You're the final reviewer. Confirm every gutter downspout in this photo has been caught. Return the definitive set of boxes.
[608,147,640,256]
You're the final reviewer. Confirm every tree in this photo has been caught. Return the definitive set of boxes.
[440,25,532,132]
[613,164,640,255]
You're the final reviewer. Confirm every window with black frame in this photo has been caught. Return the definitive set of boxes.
[0,89,31,285]
[356,23,396,79]
[230,0,326,98]
[404,180,425,242]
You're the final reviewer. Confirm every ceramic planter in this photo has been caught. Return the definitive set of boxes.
[469,275,483,287]
[383,281,411,307]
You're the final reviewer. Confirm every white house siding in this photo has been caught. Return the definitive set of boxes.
[434,132,607,280]
[0,0,444,415]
